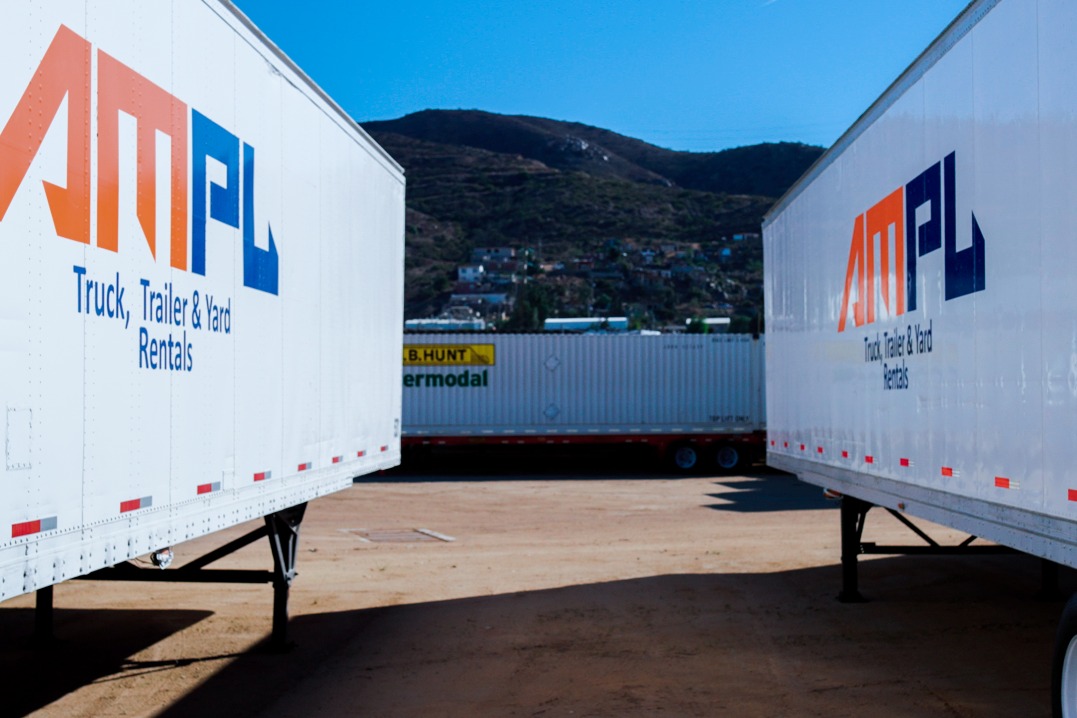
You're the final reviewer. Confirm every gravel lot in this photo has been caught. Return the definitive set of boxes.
[2,452,1067,717]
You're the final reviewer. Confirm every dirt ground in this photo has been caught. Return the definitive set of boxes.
[1,450,1068,717]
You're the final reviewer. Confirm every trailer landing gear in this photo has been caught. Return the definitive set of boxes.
[36,502,310,651]
[266,503,306,652]
[837,494,1072,715]
[836,494,1018,602]
[33,585,54,646]
[838,496,871,603]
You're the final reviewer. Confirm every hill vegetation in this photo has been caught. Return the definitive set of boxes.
[365,110,823,328]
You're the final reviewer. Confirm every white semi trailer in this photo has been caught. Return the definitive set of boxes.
[402,333,765,472]
[0,1,404,646]
[763,0,1077,713]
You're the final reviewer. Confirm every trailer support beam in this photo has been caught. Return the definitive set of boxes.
[74,502,309,651]
[837,495,1023,602]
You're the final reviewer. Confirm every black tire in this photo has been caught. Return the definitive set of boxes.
[669,443,700,473]
[714,444,742,473]
[1052,594,1077,718]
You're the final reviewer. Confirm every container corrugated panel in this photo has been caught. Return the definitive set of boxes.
[402,334,764,436]
[763,0,1077,566]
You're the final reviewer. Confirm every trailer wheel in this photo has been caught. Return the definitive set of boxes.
[1052,594,1077,718]
[669,444,699,473]
[714,445,742,473]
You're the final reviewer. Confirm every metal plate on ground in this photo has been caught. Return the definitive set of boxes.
[346,528,455,543]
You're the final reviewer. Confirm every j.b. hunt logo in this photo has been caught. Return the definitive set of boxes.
[837,152,985,333]
[0,25,279,295]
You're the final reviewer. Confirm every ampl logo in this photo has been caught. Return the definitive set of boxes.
[837,152,984,332]
[0,25,278,295]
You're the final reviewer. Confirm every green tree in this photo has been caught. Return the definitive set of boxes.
[505,284,555,331]
[729,312,764,336]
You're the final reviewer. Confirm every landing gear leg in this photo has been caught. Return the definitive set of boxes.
[34,585,54,645]
[1041,559,1064,602]
[838,495,871,603]
[266,502,308,652]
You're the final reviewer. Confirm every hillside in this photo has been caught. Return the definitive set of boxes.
[365,110,823,327]
[365,110,822,198]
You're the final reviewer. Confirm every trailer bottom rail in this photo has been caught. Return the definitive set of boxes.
[38,503,309,651]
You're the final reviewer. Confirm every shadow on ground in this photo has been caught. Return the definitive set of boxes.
[0,607,212,717]
[132,554,1067,718]
[705,473,838,513]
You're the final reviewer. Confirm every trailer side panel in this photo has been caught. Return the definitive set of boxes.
[403,333,763,439]
[764,0,1077,566]
[0,1,404,600]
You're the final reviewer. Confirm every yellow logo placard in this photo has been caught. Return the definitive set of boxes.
[403,344,496,366]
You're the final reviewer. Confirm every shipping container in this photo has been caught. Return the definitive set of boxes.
[402,333,765,472]
[763,0,1077,712]
[0,1,404,644]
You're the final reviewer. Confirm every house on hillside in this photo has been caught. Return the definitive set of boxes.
[448,286,512,320]
[569,258,595,275]
[405,306,486,331]
[458,264,485,283]
[470,247,517,262]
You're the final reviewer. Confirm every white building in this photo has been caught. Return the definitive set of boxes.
[544,316,629,332]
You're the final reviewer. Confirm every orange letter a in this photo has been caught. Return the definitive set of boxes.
[838,214,867,332]
[0,26,92,244]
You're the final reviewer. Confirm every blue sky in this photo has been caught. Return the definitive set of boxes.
[232,1,971,152]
